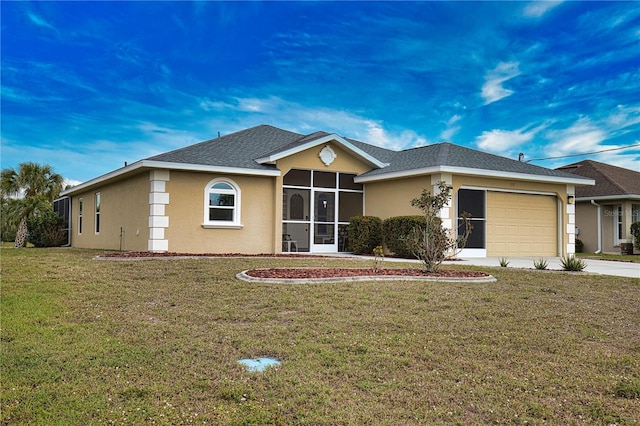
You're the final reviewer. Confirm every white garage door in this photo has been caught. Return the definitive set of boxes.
[487,192,558,257]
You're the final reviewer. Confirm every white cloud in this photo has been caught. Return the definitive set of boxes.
[523,1,564,18]
[545,117,608,157]
[27,12,57,31]
[481,62,521,105]
[197,95,428,150]
[439,114,463,141]
[476,124,544,153]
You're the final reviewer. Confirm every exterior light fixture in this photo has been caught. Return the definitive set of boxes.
[568,195,575,204]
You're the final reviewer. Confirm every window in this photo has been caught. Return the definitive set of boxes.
[94,192,101,234]
[615,205,623,245]
[78,197,83,234]
[457,189,486,249]
[204,178,241,227]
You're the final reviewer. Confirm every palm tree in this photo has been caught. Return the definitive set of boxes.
[1,162,63,247]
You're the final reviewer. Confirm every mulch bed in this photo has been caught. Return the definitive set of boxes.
[245,268,489,279]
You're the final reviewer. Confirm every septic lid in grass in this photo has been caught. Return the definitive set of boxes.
[238,357,281,372]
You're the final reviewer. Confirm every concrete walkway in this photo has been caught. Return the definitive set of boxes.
[443,257,640,279]
[321,253,640,278]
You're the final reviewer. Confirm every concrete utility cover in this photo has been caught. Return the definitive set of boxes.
[238,357,281,372]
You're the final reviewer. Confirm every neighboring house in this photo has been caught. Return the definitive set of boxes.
[557,160,640,254]
[59,124,593,257]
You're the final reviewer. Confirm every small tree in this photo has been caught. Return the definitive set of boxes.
[405,181,472,272]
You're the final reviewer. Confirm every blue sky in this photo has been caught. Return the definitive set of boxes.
[2,1,639,185]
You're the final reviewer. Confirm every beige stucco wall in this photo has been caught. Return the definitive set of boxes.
[364,176,430,219]
[70,171,150,251]
[164,171,275,254]
[574,202,599,253]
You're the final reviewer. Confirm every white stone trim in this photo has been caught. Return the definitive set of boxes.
[150,228,165,239]
[148,239,169,252]
[149,170,170,252]
[150,204,165,216]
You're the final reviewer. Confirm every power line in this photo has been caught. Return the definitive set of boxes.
[525,142,640,163]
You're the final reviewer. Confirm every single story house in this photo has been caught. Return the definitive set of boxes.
[557,160,640,254]
[59,124,593,257]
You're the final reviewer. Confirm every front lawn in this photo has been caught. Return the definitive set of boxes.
[577,252,640,263]
[2,248,639,424]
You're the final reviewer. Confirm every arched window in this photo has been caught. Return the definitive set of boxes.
[203,178,242,228]
[290,194,304,220]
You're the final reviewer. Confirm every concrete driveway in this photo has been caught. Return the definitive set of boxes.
[443,257,640,278]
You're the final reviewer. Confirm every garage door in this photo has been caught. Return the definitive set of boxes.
[487,192,558,256]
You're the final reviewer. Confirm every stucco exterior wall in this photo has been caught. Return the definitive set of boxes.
[70,172,150,251]
[574,202,599,253]
[164,171,276,254]
[364,175,431,219]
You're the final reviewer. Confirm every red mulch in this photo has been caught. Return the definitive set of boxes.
[245,268,488,279]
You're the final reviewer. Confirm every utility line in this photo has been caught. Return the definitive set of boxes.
[526,142,640,162]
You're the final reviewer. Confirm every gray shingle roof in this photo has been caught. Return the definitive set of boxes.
[359,142,589,180]
[146,125,302,171]
[557,160,640,197]
[145,124,589,182]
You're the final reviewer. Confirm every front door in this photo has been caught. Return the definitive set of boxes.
[311,190,337,253]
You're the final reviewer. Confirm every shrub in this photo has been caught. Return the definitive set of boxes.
[499,257,510,267]
[631,221,640,251]
[382,216,426,258]
[347,216,382,255]
[560,255,587,272]
[575,238,584,253]
[533,258,549,270]
[404,181,472,272]
[27,209,66,247]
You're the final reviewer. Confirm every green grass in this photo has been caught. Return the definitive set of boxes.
[577,252,640,263]
[2,247,639,425]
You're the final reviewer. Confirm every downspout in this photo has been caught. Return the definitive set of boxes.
[591,200,602,254]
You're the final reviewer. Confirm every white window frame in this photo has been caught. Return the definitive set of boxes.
[202,178,242,229]
[614,205,623,246]
[78,197,83,235]
[94,192,101,234]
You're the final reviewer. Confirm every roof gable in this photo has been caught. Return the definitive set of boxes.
[557,160,640,198]
[255,132,388,168]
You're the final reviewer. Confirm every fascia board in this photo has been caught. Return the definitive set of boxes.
[355,165,596,186]
[576,194,640,202]
[61,161,146,196]
[255,134,387,168]
[61,160,280,196]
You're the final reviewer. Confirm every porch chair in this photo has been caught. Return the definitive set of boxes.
[282,234,298,252]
